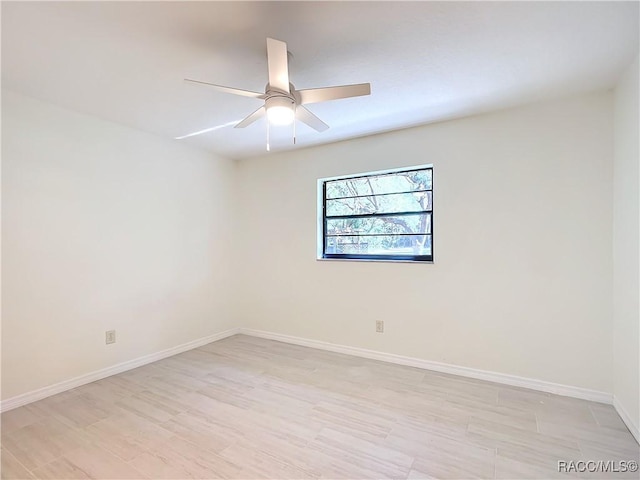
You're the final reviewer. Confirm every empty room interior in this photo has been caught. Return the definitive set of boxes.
[1,2,639,479]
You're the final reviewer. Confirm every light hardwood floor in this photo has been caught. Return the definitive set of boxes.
[1,334,638,479]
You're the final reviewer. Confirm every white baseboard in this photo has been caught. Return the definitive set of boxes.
[0,327,240,413]
[239,328,613,405]
[1,326,616,416]
[614,396,640,444]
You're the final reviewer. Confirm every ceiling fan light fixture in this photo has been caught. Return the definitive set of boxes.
[182,37,371,143]
[265,96,295,125]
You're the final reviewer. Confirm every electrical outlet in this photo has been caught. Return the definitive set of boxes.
[376,320,384,333]
[105,330,116,345]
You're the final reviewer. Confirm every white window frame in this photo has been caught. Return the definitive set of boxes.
[317,164,434,263]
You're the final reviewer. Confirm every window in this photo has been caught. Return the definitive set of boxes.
[319,166,433,262]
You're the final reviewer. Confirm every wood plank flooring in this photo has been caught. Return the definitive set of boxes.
[1,334,638,479]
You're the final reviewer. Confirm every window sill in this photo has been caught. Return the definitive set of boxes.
[316,257,434,264]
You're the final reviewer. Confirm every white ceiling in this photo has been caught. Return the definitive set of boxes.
[2,2,638,160]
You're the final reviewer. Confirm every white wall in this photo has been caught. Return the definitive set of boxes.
[1,91,236,400]
[236,92,614,393]
[613,56,640,436]
[1,87,622,404]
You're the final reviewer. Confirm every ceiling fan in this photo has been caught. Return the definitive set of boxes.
[181,37,371,149]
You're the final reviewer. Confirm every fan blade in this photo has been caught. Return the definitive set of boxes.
[296,106,329,132]
[235,106,265,128]
[266,38,290,93]
[298,83,371,105]
[185,79,264,98]
[175,121,240,140]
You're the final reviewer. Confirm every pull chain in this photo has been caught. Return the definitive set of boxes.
[266,119,270,152]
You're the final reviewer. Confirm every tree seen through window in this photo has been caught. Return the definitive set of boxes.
[322,167,433,261]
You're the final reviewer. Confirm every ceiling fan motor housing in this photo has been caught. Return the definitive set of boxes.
[264,82,297,102]
[265,94,295,110]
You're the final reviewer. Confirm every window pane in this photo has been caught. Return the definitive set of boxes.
[325,235,432,256]
[326,191,432,216]
[326,213,432,236]
[321,166,433,262]
[326,169,432,199]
